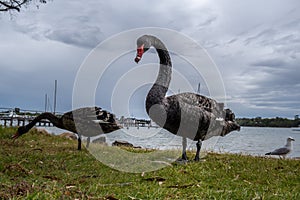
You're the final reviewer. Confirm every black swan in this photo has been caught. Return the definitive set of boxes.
[12,107,121,150]
[265,137,295,158]
[134,35,240,161]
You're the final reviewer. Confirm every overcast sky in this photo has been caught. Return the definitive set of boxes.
[0,0,299,118]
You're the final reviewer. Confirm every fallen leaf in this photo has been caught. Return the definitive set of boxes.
[66,185,76,189]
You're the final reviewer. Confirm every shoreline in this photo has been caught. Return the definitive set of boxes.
[37,127,300,160]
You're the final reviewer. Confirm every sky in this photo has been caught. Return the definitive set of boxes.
[0,0,299,119]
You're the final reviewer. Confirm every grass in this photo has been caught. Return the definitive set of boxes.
[0,126,299,199]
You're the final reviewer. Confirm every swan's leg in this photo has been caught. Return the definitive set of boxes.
[181,137,188,160]
[77,134,82,150]
[194,140,202,161]
[86,137,90,148]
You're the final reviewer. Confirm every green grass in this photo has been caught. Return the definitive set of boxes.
[0,126,299,199]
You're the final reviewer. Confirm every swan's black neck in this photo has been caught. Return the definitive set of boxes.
[23,113,62,133]
[146,36,172,113]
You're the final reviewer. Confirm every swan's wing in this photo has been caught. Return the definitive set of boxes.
[71,107,116,124]
[164,93,220,139]
[94,107,121,132]
[71,107,120,136]
[167,92,224,116]
[168,92,237,121]
[165,92,240,140]
[95,107,117,123]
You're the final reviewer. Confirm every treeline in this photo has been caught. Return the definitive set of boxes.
[236,117,300,128]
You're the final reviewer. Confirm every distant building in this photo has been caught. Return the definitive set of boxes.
[119,117,151,128]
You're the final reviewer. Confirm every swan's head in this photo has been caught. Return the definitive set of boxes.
[135,35,151,63]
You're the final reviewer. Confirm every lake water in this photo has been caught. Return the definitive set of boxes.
[41,126,300,158]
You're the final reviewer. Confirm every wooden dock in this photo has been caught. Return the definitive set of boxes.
[0,107,58,127]
[118,117,158,129]
[0,116,53,127]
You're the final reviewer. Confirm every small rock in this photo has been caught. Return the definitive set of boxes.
[112,140,134,147]
[58,132,77,140]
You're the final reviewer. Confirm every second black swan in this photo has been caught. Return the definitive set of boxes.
[12,107,121,150]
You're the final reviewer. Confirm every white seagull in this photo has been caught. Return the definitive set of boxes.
[265,137,295,158]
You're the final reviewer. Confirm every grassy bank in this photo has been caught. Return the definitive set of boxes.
[0,126,299,199]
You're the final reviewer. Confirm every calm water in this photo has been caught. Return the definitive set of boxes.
[41,126,300,158]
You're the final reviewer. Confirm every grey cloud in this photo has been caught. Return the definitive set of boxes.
[1,0,300,118]
[232,54,300,116]
[13,13,105,48]
[250,58,287,67]
[46,25,104,48]
[13,0,218,48]
[198,15,217,27]
[240,20,300,58]
[243,28,277,46]
[227,38,237,44]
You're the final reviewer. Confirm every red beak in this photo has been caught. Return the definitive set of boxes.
[12,131,20,140]
[135,44,144,63]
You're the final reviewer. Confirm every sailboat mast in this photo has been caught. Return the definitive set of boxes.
[44,93,47,112]
[197,82,201,94]
[53,80,57,115]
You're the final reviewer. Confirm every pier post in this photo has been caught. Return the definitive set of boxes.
[10,117,13,126]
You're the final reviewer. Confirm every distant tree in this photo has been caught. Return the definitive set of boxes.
[236,117,300,128]
[0,0,47,12]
